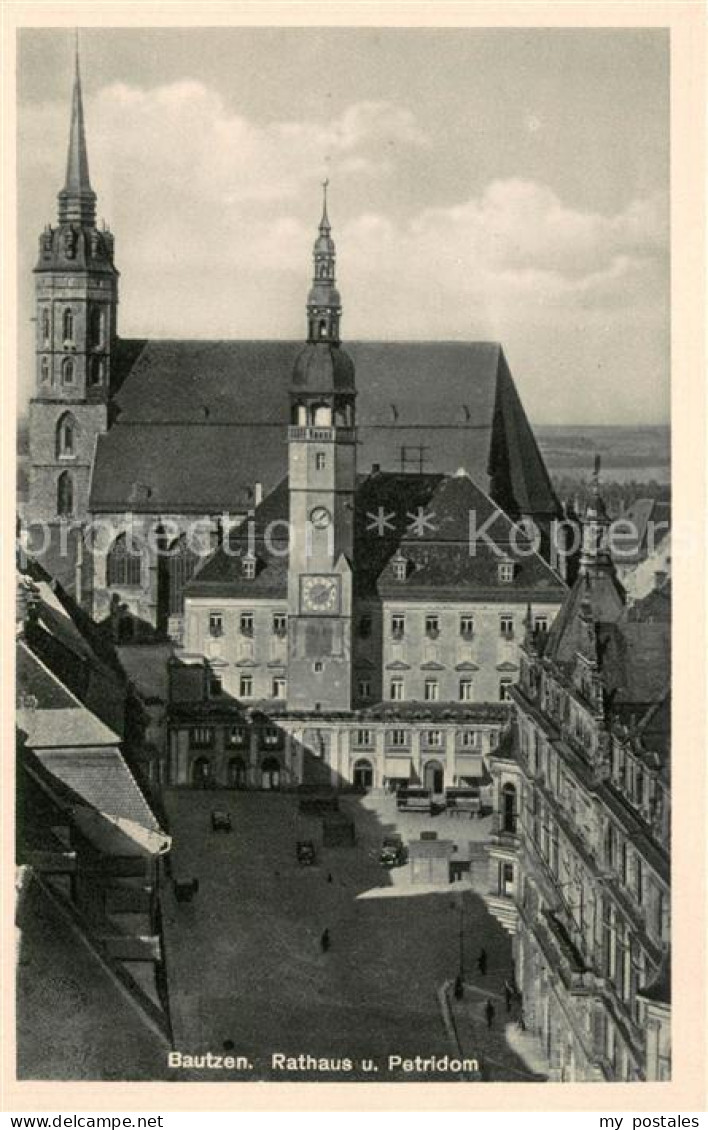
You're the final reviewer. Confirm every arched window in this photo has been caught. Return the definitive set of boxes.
[318,319,328,339]
[166,535,200,614]
[312,403,331,427]
[90,306,106,347]
[62,308,74,343]
[62,357,75,384]
[40,357,50,383]
[319,262,328,279]
[41,308,51,345]
[57,470,74,518]
[89,356,104,386]
[56,413,77,458]
[107,533,143,587]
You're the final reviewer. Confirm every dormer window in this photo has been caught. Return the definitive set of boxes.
[393,553,408,582]
[243,554,256,580]
[498,560,515,583]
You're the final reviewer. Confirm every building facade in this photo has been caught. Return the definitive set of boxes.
[486,483,671,1082]
[167,201,566,792]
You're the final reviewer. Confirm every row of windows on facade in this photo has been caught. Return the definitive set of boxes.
[522,703,666,837]
[205,610,546,640]
[207,667,513,704]
[40,306,107,348]
[40,355,106,386]
[187,721,495,752]
[523,780,668,947]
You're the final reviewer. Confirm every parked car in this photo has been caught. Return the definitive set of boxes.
[211,809,232,832]
[380,833,406,868]
[296,839,316,865]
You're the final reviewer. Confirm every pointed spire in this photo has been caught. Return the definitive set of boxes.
[307,182,341,344]
[319,178,331,233]
[58,32,96,225]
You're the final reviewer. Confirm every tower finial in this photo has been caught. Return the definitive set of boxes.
[58,30,96,225]
[320,178,330,232]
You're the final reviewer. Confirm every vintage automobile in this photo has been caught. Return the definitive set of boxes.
[379,833,406,868]
[296,839,316,865]
[211,809,233,832]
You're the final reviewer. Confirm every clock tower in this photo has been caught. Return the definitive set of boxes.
[287,185,357,711]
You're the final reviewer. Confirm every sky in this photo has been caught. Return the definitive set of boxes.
[16,27,669,424]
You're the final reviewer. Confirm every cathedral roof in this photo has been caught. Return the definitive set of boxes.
[90,339,560,518]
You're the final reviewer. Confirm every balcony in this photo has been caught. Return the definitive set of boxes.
[288,425,356,444]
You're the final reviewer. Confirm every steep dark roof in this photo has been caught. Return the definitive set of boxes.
[90,339,559,517]
[544,569,626,667]
[187,470,566,604]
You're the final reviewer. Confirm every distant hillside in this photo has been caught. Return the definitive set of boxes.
[536,425,670,485]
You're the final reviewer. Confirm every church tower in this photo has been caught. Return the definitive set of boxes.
[28,42,118,524]
[287,185,357,711]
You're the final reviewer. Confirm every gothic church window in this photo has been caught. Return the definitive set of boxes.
[56,471,74,518]
[56,413,77,458]
[107,533,143,587]
[41,308,51,344]
[40,357,50,383]
[62,308,74,343]
[62,357,75,383]
[91,306,106,347]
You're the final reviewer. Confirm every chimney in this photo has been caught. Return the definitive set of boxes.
[254,482,263,507]
[371,463,381,475]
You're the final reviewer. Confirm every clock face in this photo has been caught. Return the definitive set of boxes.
[310,506,332,530]
[301,575,340,614]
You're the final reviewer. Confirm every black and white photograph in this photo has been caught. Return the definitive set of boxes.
[7,11,700,1108]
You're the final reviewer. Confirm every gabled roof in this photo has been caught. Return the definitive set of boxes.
[90,339,560,518]
[544,569,626,667]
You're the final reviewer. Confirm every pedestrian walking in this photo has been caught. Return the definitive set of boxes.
[504,980,513,1013]
[320,928,330,952]
[477,948,487,975]
[485,999,495,1029]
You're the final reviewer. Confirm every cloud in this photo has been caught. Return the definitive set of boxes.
[18,81,668,422]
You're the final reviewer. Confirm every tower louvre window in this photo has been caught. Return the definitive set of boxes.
[56,413,77,458]
[62,308,74,344]
[61,357,75,384]
[89,356,104,386]
[56,470,74,518]
[40,357,50,383]
[41,308,51,344]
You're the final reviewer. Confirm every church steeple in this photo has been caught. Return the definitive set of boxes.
[579,456,614,576]
[307,179,342,344]
[57,37,97,226]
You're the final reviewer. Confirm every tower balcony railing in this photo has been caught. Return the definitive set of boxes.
[288,425,356,444]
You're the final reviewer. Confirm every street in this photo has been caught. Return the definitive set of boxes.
[161,788,535,1082]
